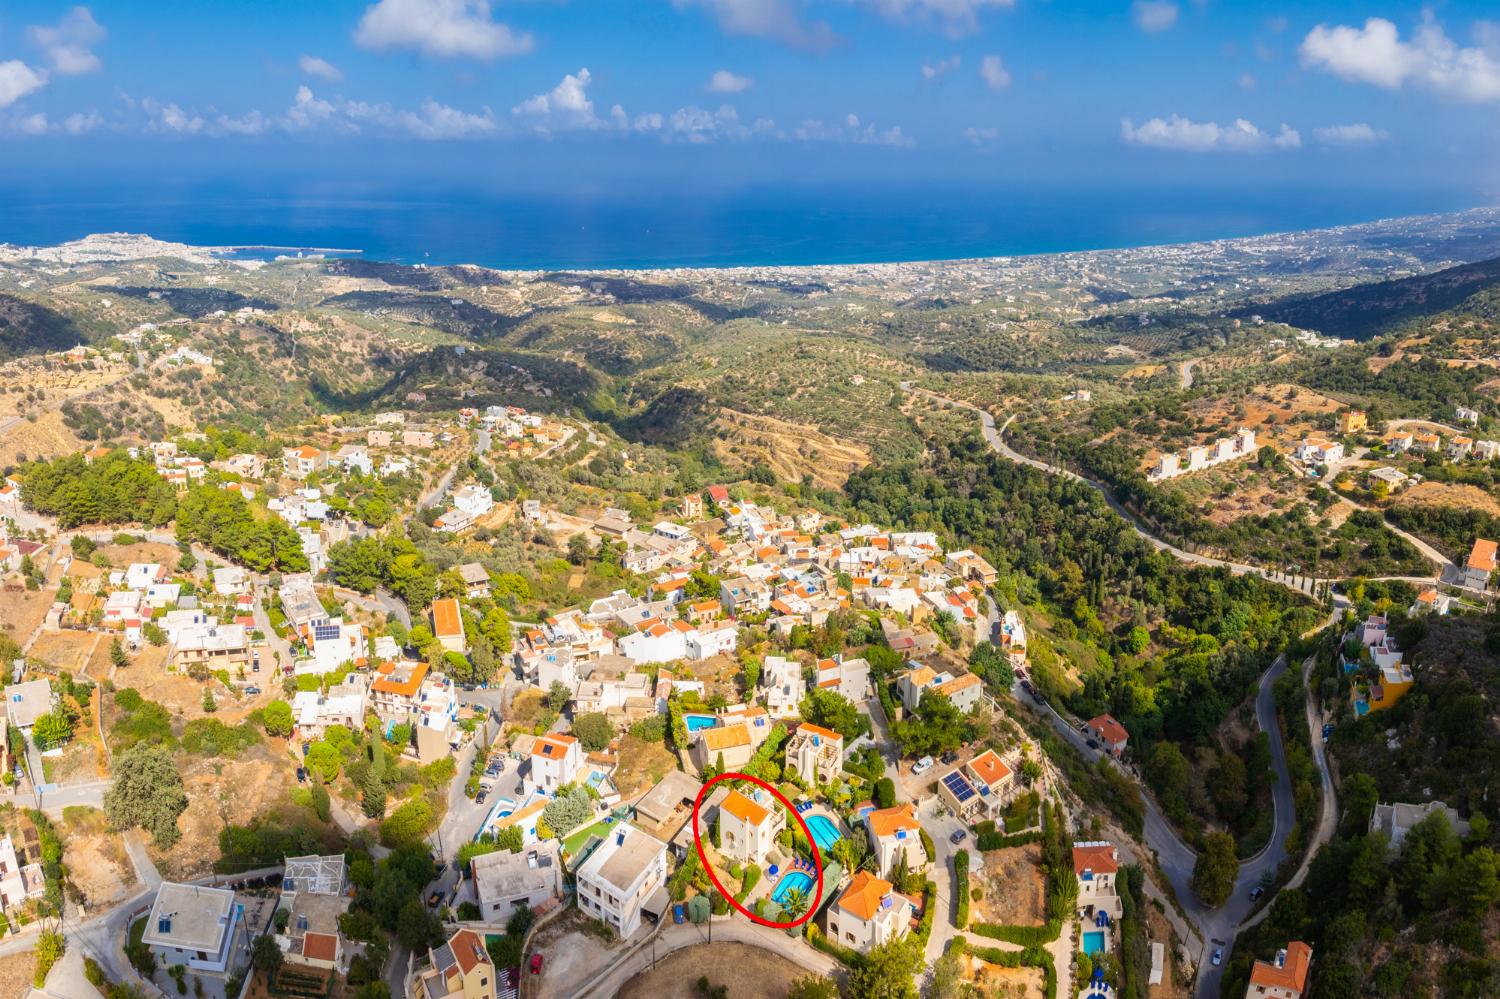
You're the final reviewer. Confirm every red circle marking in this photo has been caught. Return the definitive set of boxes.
[690,771,825,928]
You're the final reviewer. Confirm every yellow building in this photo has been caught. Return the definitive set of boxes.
[1339,411,1368,434]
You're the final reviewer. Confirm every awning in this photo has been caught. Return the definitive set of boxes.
[641,885,672,921]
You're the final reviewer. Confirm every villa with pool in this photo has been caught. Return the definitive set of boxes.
[1073,840,1122,961]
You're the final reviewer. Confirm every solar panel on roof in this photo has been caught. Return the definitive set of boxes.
[313,623,341,642]
[942,771,975,803]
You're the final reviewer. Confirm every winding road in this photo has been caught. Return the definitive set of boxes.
[914,385,1342,997]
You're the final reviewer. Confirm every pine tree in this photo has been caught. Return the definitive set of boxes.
[362,770,387,819]
[109,638,129,669]
[201,689,217,713]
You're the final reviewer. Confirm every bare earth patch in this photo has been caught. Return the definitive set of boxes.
[612,735,677,801]
[0,950,35,999]
[0,588,52,647]
[150,749,303,880]
[1396,481,1500,517]
[712,409,871,488]
[962,953,1045,999]
[975,843,1047,926]
[617,942,811,999]
[59,806,136,909]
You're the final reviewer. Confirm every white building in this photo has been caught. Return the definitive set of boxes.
[472,842,562,923]
[575,823,669,938]
[527,734,583,794]
[761,656,805,719]
[825,871,910,955]
[141,882,243,974]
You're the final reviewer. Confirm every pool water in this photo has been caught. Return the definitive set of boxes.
[1082,931,1106,954]
[685,714,718,732]
[771,870,816,904]
[805,815,842,850]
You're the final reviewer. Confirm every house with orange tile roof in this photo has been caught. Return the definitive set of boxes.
[937,749,1017,821]
[1245,942,1312,999]
[282,445,328,480]
[406,928,498,999]
[1073,841,1122,917]
[689,721,757,774]
[814,655,870,702]
[430,598,466,654]
[864,803,929,877]
[527,733,583,794]
[784,723,844,785]
[1466,538,1497,590]
[1087,714,1130,757]
[717,788,784,865]
[825,870,911,954]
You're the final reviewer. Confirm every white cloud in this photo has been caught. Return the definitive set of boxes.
[17,113,49,135]
[298,55,343,82]
[512,68,604,132]
[708,69,753,93]
[286,86,495,138]
[355,0,533,60]
[1121,114,1300,152]
[1238,72,1257,90]
[1132,1,1179,34]
[964,125,998,144]
[0,61,48,109]
[653,103,777,143]
[143,98,206,135]
[28,7,105,76]
[674,0,838,50]
[979,54,1010,90]
[215,110,271,136]
[861,0,1014,37]
[922,55,961,80]
[61,109,102,134]
[1300,16,1500,102]
[795,112,915,147]
[1314,122,1389,144]
[395,99,497,138]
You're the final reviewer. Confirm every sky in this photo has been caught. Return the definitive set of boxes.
[0,1,1498,211]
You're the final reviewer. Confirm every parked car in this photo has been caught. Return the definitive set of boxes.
[912,756,935,776]
[1086,738,1099,750]
[295,767,307,784]
[428,891,443,907]
[949,829,967,845]
[476,790,489,805]
[530,954,544,975]
[940,750,959,765]
[1249,886,1264,902]
[244,685,261,695]
[1211,948,1223,967]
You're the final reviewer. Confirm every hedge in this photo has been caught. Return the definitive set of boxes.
[976,828,1043,852]
[919,827,937,868]
[953,850,970,929]
[914,881,938,946]
[970,919,1063,947]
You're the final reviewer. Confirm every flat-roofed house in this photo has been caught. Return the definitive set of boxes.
[632,771,705,855]
[141,882,243,973]
[717,789,785,866]
[278,855,349,973]
[1245,942,1313,999]
[0,834,45,911]
[784,723,844,786]
[865,803,928,877]
[761,655,805,718]
[472,841,562,922]
[826,870,910,955]
[407,928,497,999]
[430,599,467,654]
[5,680,54,731]
[575,823,669,938]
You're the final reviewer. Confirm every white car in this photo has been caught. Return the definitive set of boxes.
[912,756,935,776]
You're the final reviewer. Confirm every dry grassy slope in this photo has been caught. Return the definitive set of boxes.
[712,408,872,488]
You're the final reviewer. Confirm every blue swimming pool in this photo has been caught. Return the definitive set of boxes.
[685,714,718,732]
[1082,931,1106,954]
[805,815,842,850]
[772,870,816,904]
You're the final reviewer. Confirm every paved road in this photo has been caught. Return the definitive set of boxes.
[1179,359,1199,390]
[907,387,1324,600]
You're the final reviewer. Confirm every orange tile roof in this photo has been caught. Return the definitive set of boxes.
[1072,843,1119,876]
[431,598,463,638]
[722,789,771,826]
[371,661,429,697]
[292,445,321,459]
[533,734,578,760]
[1088,714,1129,746]
[795,723,842,743]
[967,749,1011,787]
[699,724,752,752]
[301,932,339,962]
[1249,942,1312,992]
[447,929,491,974]
[837,870,894,921]
[1469,539,1497,573]
[866,803,920,839]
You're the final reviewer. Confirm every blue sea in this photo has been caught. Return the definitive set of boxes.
[0,181,1481,271]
